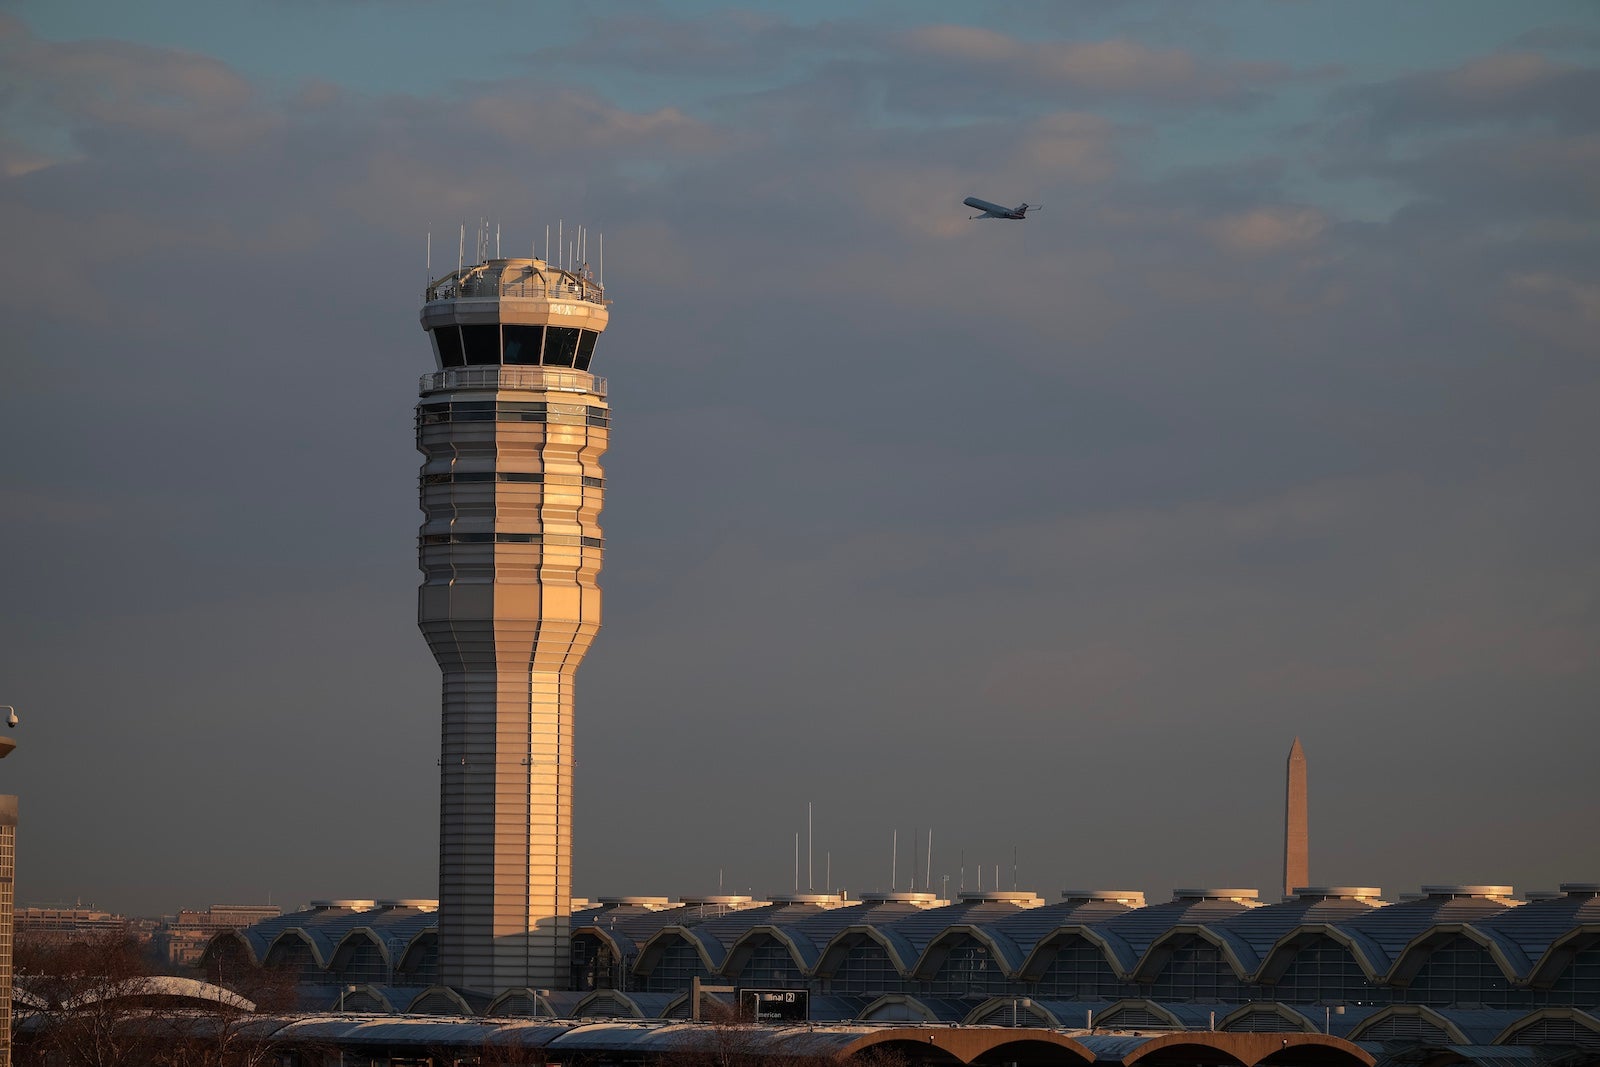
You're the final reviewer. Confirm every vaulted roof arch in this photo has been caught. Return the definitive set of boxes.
[1018,925,1138,981]
[910,923,1026,979]
[1133,924,1256,982]
[720,925,813,977]
[631,926,720,978]
[814,924,919,978]
[1384,923,1527,986]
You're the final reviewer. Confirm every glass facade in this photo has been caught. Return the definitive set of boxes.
[1148,940,1248,1003]
[1035,939,1132,1000]
[738,937,806,988]
[429,325,602,370]
[641,940,711,994]
[927,937,1009,998]
[828,941,906,996]
[1271,936,1386,1005]
[1403,936,1530,1008]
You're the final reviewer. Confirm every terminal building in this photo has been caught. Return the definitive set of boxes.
[203,882,1600,1052]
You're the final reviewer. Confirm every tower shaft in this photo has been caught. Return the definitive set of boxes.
[417,256,609,992]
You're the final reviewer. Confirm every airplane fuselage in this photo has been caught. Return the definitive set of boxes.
[963,196,1031,220]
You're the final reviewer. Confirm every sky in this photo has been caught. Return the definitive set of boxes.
[0,1,1597,918]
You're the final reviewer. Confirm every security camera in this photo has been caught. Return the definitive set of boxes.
[5,710,17,729]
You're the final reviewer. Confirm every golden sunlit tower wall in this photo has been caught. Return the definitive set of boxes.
[417,253,609,993]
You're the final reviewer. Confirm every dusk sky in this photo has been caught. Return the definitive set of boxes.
[1,1,1596,917]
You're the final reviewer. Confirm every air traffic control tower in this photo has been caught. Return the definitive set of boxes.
[416,255,609,993]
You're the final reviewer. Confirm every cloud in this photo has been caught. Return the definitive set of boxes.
[1203,204,1328,254]
[1344,49,1600,134]
[0,14,272,156]
[899,24,1291,104]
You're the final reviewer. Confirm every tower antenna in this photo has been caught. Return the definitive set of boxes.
[794,832,799,893]
[558,220,563,270]
[808,802,813,892]
[891,829,897,891]
[927,829,933,893]
[912,827,918,891]
[545,225,550,265]
[457,223,464,276]
[598,232,603,288]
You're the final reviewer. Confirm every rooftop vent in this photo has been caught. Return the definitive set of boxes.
[677,895,765,911]
[957,891,1044,906]
[1291,887,1384,902]
[375,899,439,911]
[858,891,943,905]
[597,896,675,909]
[1419,885,1516,900]
[1062,890,1146,906]
[767,893,848,906]
[1173,889,1260,904]
[309,899,378,911]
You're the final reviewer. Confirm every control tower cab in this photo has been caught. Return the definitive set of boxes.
[416,256,611,994]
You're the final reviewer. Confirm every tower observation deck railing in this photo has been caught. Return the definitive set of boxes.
[420,367,608,397]
[424,277,607,306]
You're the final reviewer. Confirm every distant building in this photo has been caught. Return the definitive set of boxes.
[0,796,15,1067]
[154,904,280,966]
[14,906,155,943]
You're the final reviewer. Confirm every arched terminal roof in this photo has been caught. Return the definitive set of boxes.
[1092,890,1263,972]
[1335,886,1517,977]
[1476,884,1600,986]
[723,897,931,977]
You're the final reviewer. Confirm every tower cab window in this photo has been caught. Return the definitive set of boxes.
[461,325,500,365]
[433,326,465,368]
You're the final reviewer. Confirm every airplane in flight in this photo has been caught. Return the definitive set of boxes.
[963,196,1037,220]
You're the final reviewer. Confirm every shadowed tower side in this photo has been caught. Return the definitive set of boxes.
[1284,737,1308,899]
[416,253,610,993]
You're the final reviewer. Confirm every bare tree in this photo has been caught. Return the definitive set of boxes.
[14,929,155,1067]
[15,928,297,1067]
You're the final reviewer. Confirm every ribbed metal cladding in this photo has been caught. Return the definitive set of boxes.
[416,257,609,994]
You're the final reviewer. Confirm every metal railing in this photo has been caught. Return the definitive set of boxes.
[419,366,607,397]
[424,279,606,307]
